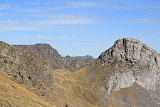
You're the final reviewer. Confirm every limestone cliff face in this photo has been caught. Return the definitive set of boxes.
[98,38,160,94]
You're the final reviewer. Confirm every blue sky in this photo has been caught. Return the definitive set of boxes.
[0,0,160,57]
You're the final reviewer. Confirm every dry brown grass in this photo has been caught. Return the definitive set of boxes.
[50,63,143,107]
[0,71,55,107]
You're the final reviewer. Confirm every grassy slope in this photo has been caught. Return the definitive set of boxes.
[0,62,150,107]
[51,64,144,107]
[0,71,55,107]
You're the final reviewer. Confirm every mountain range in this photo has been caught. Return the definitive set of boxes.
[0,38,160,107]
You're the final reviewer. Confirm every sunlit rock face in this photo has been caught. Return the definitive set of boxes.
[98,38,160,94]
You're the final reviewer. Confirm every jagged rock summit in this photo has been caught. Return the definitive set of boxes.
[99,38,160,63]
[98,38,160,93]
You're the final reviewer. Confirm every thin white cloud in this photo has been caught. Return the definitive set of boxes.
[0,25,39,32]
[0,20,41,32]
[103,18,160,25]
[67,2,106,8]
[0,4,10,10]
[65,1,131,10]
[16,1,130,15]
[34,35,68,40]
[66,1,160,11]
[134,18,160,24]
[33,15,97,26]
[34,35,51,39]
[0,15,97,32]
[3,1,157,32]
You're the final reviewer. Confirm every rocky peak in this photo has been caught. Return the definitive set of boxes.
[98,38,160,94]
[14,43,61,60]
[14,43,64,69]
[98,38,160,66]
[32,43,61,58]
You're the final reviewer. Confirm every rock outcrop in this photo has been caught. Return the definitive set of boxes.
[64,55,94,72]
[98,38,160,94]
[14,43,64,69]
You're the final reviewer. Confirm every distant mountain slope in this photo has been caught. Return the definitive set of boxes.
[14,43,64,69]
[0,71,55,107]
[14,44,94,72]
[64,55,94,72]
